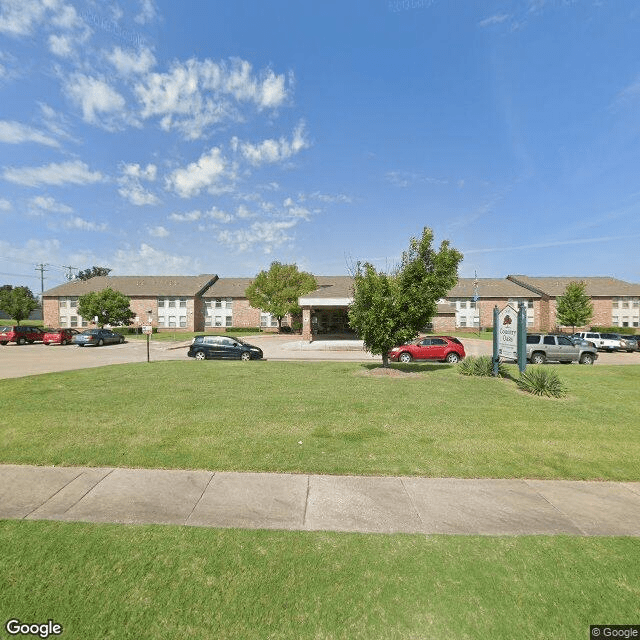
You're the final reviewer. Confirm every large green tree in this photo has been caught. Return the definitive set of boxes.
[556,281,593,332]
[246,262,317,330]
[77,288,135,327]
[348,227,463,367]
[76,266,112,281]
[0,286,39,324]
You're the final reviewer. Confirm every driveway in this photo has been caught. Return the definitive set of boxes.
[0,335,637,380]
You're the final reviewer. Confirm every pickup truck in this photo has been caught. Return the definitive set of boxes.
[526,334,598,365]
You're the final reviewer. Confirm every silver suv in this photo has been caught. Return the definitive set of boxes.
[526,334,598,365]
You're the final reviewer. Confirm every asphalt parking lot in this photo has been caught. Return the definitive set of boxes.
[0,335,637,380]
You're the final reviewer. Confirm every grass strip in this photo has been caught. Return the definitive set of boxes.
[1,520,639,640]
[1,361,639,479]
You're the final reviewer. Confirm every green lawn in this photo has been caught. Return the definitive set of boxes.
[1,520,638,640]
[3,361,639,639]
[1,361,639,480]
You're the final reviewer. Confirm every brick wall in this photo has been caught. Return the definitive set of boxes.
[232,299,261,327]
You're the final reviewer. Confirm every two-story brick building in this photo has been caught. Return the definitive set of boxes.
[42,273,640,337]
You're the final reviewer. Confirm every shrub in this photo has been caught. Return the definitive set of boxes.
[516,367,567,398]
[458,355,508,377]
[590,326,636,335]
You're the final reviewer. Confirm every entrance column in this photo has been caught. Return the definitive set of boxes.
[301,306,312,342]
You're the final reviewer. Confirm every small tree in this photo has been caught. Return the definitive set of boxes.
[556,281,593,333]
[0,286,39,324]
[348,227,463,367]
[76,266,112,281]
[246,262,317,330]
[77,288,135,327]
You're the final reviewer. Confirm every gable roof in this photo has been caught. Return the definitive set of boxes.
[448,278,542,299]
[42,275,218,297]
[507,275,640,297]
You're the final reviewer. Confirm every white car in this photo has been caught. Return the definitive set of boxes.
[572,332,626,352]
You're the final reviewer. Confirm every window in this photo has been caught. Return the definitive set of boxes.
[179,316,187,328]
[215,299,222,308]
[59,299,66,308]
[69,297,77,308]
[158,297,165,307]
[168,298,175,308]
[543,336,555,345]
[225,316,232,327]
[70,316,78,327]
[179,299,186,308]
[158,316,165,327]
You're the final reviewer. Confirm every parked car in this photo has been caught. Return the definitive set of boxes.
[0,325,45,345]
[572,332,626,352]
[188,335,264,361]
[388,336,466,364]
[43,328,79,345]
[621,335,640,352]
[73,328,125,347]
[527,334,597,364]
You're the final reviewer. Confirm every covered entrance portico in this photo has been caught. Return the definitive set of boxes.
[299,277,355,342]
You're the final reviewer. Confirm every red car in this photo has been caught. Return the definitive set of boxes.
[0,325,45,345]
[388,336,466,364]
[43,328,79,345]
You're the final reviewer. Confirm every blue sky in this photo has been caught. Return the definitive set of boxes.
[1,0,639,293]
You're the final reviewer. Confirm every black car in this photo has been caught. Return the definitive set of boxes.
[187,335,263,361]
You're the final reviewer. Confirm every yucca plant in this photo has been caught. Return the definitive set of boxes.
[516,367,567,398]
[458,355,507,377]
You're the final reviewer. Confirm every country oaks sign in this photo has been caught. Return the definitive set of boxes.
[497,305,518,359]
[492,303,527,374]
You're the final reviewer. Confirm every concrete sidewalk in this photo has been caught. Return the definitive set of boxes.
[1,464,639,536]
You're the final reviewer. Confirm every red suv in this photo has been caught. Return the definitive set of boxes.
[388,336,466,364]
[0,325,46,345]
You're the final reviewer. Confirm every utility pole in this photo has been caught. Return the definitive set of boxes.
[62,265,77,281]
[35,263,49,299]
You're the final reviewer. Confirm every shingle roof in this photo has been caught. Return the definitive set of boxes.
[507,275,640,297]
[305,276,355,299]
[448,278,542,298]
[42,275,218,297]
[203,278,254,298]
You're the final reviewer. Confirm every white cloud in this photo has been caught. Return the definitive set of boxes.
[48,34,73,57]
[108,46,156,76]
[135,57,292,139]
[478,13,511,27]
[165,147,227,198]
[208,207,233,223]
[0,0,47,36]
[0,198,12,211]
[234,122,309,167]
[65,73,127,126]
[29,195,73,213]
[63,216,108,232]
[0,238,61,268]
[0,0,81,36]
[0,120,59,147]
[236,204,257,219]
[110,243,197,274]
[148,225,169,237]
[118,162,159,205]
[169,210,201,222]
[3,160,103,187]
[118,183,160,206]
[135,0,157,25]
[218,219,298,253]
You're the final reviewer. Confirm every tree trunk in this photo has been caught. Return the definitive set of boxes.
[382,353,390,368]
